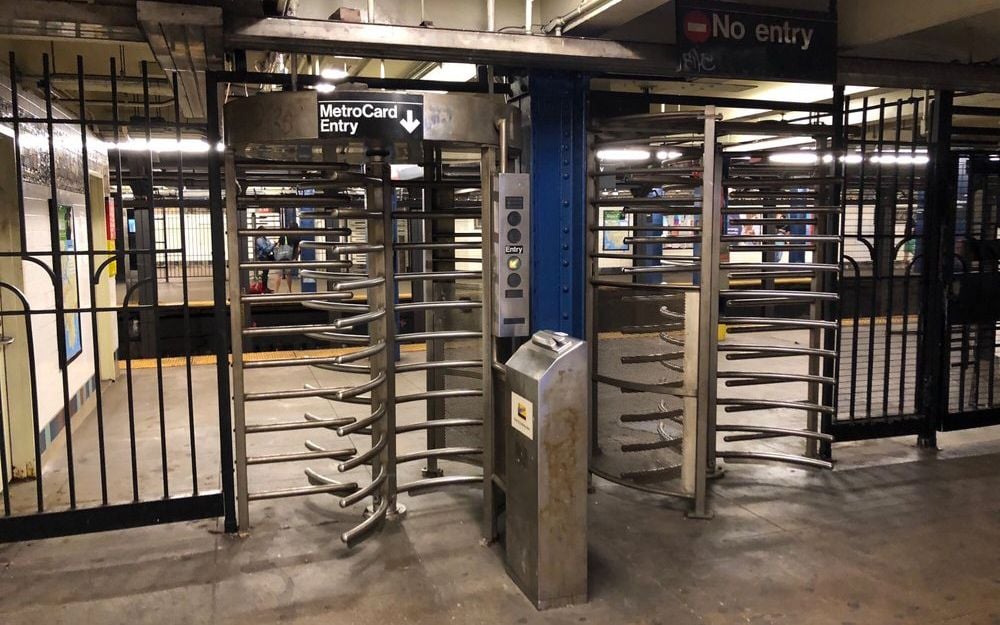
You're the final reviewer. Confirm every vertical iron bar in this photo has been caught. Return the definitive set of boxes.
[109,58,140,500]
[986,170,996,408]
[918,90,955,444]
[43,53,78,507]
[881,100,903,418]
[172,72,199,494]
[8,52,44,511]
[9,53,27,255]
[820,85,845,458]
[0,353,9,515]
[141,61,170,498]
[207,73,237,532]
[77,55,109,505]
[899,100,919,414]
[866,99,886,418]
[848,98,868,420]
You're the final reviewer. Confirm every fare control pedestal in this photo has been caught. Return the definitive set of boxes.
[504,330,588,610]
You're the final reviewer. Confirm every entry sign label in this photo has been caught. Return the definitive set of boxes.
[676,0,836,82]
[317,92,424,141]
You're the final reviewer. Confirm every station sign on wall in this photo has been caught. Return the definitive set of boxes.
[675,0,836,82]
[317,92,424,141]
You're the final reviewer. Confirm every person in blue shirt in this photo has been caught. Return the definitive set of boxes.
[254,227,276,293]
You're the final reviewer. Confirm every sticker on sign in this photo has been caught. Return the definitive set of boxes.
[317,92,424,141]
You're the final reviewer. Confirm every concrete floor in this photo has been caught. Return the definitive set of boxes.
[1,341,1000,624]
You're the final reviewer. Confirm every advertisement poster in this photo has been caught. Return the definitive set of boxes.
[601,208,629,251]
[665,214,698,249]
[58,204,83,365]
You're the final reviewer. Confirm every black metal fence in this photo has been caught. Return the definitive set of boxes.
[0,53,232,541]
[830,95,929,439]
[831,91,1000,441]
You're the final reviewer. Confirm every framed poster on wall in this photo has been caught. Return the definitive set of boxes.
[600,207,630,251]
[58,203,83,365]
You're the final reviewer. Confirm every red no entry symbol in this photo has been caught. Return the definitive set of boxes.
[683,10,710,44]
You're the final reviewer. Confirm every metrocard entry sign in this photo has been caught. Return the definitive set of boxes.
[317,92,424,142]
[675,0,836,82]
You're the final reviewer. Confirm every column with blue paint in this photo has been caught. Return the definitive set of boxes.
[527,71,588,337]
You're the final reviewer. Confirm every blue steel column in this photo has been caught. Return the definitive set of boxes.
[528,71,588,337]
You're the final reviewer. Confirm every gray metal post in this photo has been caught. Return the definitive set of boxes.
[366,155,403,516]
[225,150,250,532]
[691,106,720,519]
[224,150,250,531]
[481,145,498,540]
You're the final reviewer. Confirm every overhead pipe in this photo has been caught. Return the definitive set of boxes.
[487,0,495,31]
[542,0,621,35]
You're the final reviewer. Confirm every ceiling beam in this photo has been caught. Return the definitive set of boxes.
[838,56,1000,92]
[137,1,224,120]
[225,16,673,75]
[225,17,1000,91]
[838,0,999,49]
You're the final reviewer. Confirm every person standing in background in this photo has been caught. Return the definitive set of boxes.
[254,226,276,293]
[274,222,303,293]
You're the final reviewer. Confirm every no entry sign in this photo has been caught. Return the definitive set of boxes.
[682,10,711,44]
[675,0,836,82]
[317,92,424,142]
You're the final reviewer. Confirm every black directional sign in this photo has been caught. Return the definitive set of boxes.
[317,92,424,142]
[675,0,836,82]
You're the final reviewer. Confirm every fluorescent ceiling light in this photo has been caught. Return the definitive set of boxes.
[655,150,682,160]
[112,138,213,153]
[597,149,650,162]
[390,164,425,180]
[420,63,478,83]
[840,154,863,164]
[314,83,336,93]
[768,151,818,164]
[320,67,349,80]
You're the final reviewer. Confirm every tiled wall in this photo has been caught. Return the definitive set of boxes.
[21,182,107,447]
[1,60,112,457]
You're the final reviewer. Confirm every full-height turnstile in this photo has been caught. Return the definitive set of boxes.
[587,105,842,517]
[587,110,722,517]
[222,88,517,545]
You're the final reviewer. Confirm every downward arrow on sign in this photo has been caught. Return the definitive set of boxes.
[399,109,421,134]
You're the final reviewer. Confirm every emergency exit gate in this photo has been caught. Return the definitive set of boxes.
[0,54,234,541]
[828,91,1000,442]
